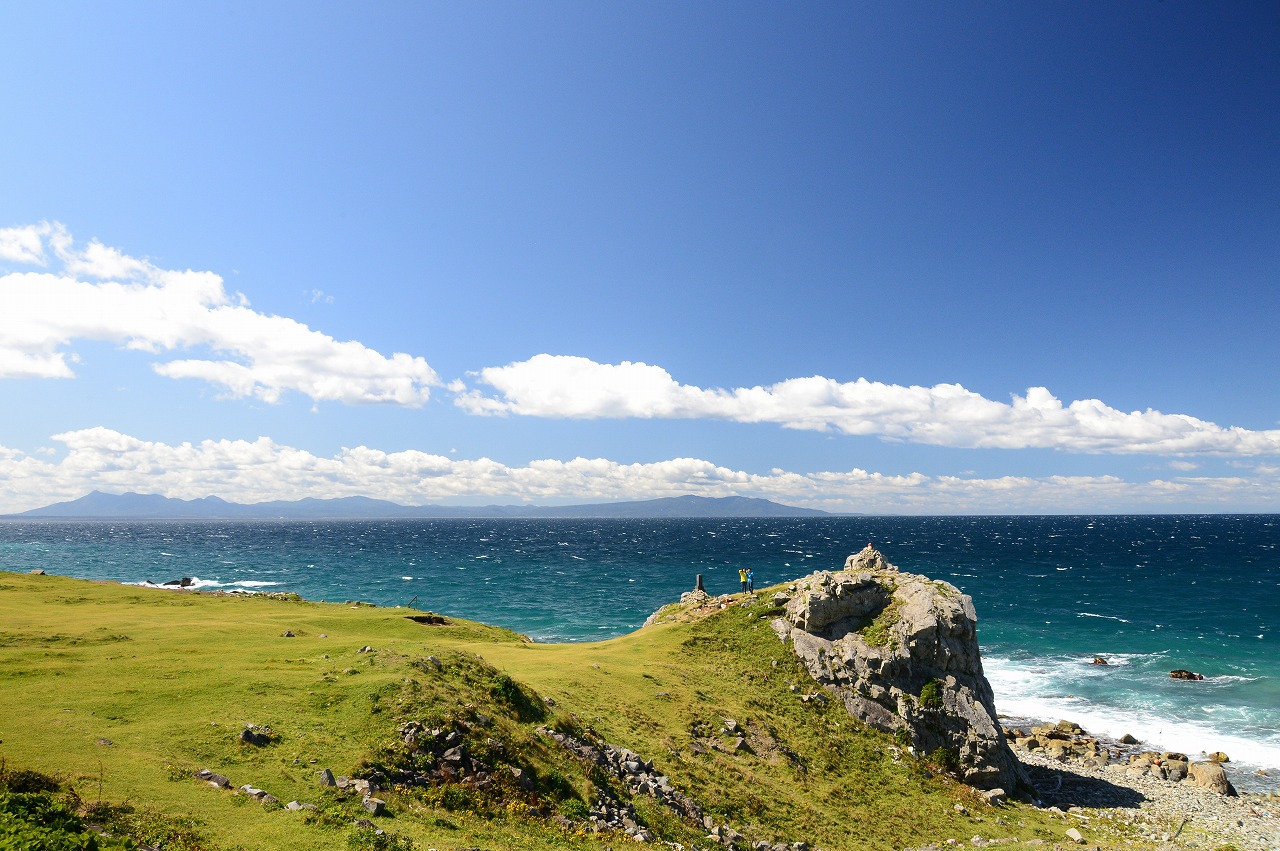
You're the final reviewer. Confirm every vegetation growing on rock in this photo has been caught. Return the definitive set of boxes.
[858,598,902,648]
[920,678,945,710]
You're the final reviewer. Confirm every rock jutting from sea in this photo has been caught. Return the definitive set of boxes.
[769,545,1026,793]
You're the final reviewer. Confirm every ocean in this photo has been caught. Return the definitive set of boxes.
[2,514,1276,790]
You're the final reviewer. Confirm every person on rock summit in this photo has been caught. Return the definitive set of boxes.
[738,567,748,593]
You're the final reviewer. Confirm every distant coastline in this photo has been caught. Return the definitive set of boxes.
[4,490,837,520]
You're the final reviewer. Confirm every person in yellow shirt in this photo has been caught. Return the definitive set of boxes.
[738,568,748,593]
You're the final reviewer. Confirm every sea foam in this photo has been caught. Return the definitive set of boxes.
[986,653,1280,772]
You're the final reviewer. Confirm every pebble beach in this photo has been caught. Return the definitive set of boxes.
[1017,748,1279,850]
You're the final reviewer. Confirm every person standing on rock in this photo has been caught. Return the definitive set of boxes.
[738,568,748,593]
[746,568,755,593]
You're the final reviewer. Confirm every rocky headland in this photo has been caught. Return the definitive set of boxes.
[768,545,1024,794]
[756,546,1279,849]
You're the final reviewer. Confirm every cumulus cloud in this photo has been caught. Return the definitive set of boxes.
[0,222,53,265]
[456,355,1280,456]
[0,222,438,404]
[0,427,1276,515]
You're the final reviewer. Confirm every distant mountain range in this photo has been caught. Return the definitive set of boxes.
[7,491,832,520]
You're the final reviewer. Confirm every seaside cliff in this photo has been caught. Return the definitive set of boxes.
[768,546,1025,793]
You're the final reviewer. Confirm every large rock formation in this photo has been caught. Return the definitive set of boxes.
[771,546,1025,792]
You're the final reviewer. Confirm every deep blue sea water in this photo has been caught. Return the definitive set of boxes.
[2,515,1277,787]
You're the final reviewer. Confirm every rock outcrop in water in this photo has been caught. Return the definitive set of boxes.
[770,546,1025,792]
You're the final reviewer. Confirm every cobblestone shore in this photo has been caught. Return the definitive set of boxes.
[1018,749,1280,850]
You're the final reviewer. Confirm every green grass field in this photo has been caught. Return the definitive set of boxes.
[0,571,1139,850]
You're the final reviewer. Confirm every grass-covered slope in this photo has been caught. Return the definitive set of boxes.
[0,571,1080,850]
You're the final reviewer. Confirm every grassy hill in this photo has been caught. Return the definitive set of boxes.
[0,571,1134,850]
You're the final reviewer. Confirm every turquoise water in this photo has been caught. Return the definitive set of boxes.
[1,515,1277,785]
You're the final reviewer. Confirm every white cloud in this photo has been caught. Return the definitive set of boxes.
[0,427,1276,515]
[456,355,1280,457]
[0,222,439,405]
[0,222,53,265]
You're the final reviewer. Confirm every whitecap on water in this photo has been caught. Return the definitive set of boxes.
[986,652,1280,772]
[1077,612,1131,623]
[1203,674,1262,684]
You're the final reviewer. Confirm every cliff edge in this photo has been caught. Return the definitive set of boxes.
[771,545,1026,793]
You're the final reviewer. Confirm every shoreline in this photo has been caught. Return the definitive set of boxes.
[1015,746,1280,850]
[44,575,1280,791]
[1000,713,1280,797]
[82,572,1280,793]
[10,569,1280,848]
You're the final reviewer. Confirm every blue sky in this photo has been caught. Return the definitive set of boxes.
[1,1,1278,513]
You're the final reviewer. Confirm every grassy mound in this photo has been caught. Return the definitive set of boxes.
[0,571,1113,849]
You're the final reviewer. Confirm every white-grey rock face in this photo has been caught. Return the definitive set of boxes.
[771,546,1025,792]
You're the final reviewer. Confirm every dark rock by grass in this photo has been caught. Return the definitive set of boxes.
[239,724,274,746]
[195,769,232,789]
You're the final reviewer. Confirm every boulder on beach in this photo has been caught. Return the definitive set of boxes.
[1207,751,1229,763]
[1034,720,1084,739]
[1187,760,1237,796]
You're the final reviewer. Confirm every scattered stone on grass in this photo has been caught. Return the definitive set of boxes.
[239,725,274,746]
[195,769,232,789]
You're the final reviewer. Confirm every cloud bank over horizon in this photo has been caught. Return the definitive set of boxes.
[457,354,1280,457]
[0,222,439,405]
[0,427,1274,516]
[4,224,1279,515]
